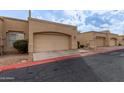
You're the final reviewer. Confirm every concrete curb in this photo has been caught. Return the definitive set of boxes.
[0,54,81,72]
[0,48,123,72]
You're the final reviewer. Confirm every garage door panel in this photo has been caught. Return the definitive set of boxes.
[96,37,105,47]
[122,40,124,46]
[110,39,117,46]
[34,33,70,52]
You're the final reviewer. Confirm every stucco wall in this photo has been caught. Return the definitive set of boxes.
[78,31,120,48]
[28,18,77,53]
[0,19,3,47]
[108,34,118,46]
[2,17,28,53]
[78,32,94,46]
[3,18,28,39]
[78,32,98,48]
[118,36,124,46]
[0,19,3,38]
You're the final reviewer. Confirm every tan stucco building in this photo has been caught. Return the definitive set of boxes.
[118,35,124,46]
[0,16,124,60]
[78,30,122,48]
[0,16,78,57]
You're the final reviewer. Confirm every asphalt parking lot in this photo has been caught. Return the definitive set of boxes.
[0,49,124,82]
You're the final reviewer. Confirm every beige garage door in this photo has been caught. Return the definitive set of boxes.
[34,33,70,52]
[96,37,105,47]
[122,39,124,46]
[110,38,117,46]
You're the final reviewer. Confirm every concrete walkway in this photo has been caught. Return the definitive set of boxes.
[33,46,124,61]
[33,50,80,61]
[80,46,124,57]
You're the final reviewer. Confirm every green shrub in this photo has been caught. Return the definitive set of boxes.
[13,40,28,53]
[119,43,122,46]
[80,45,84,48]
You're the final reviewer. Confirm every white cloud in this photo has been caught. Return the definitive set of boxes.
[90,10,110,15]
[33,10,124,35]
[61,10,124,34]
[109,21,124,35]
[34,16,43,19]
[100,23,109,27]
[63,10,86,25]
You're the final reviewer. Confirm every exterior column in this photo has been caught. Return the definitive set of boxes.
[28,19,33,61]
[89,33,96,50]
[106,32,110,47]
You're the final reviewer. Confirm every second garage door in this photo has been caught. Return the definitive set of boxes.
[96,37,106,47]
[122,39,124,46]
[34,33,70,52]
[110,38,117,46]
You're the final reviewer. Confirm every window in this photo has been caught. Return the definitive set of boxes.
[7,32,24,47]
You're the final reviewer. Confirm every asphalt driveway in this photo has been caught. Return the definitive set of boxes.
[0,49,124,82]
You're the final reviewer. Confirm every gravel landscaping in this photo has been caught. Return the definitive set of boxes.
[0,54,29,66]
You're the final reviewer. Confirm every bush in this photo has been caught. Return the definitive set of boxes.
[80,45,84,48]
[13,40,28,53]
[119,43,122,46]
[77,41,80,49]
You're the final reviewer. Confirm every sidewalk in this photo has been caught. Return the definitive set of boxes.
[33,46,124,61]
[33,50,80,61]
[79,46,124,57]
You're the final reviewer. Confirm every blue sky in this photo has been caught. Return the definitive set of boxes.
[0,10,124,35]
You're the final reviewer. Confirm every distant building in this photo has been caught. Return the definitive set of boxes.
[78,30,123,48]
[118,35,124,46]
